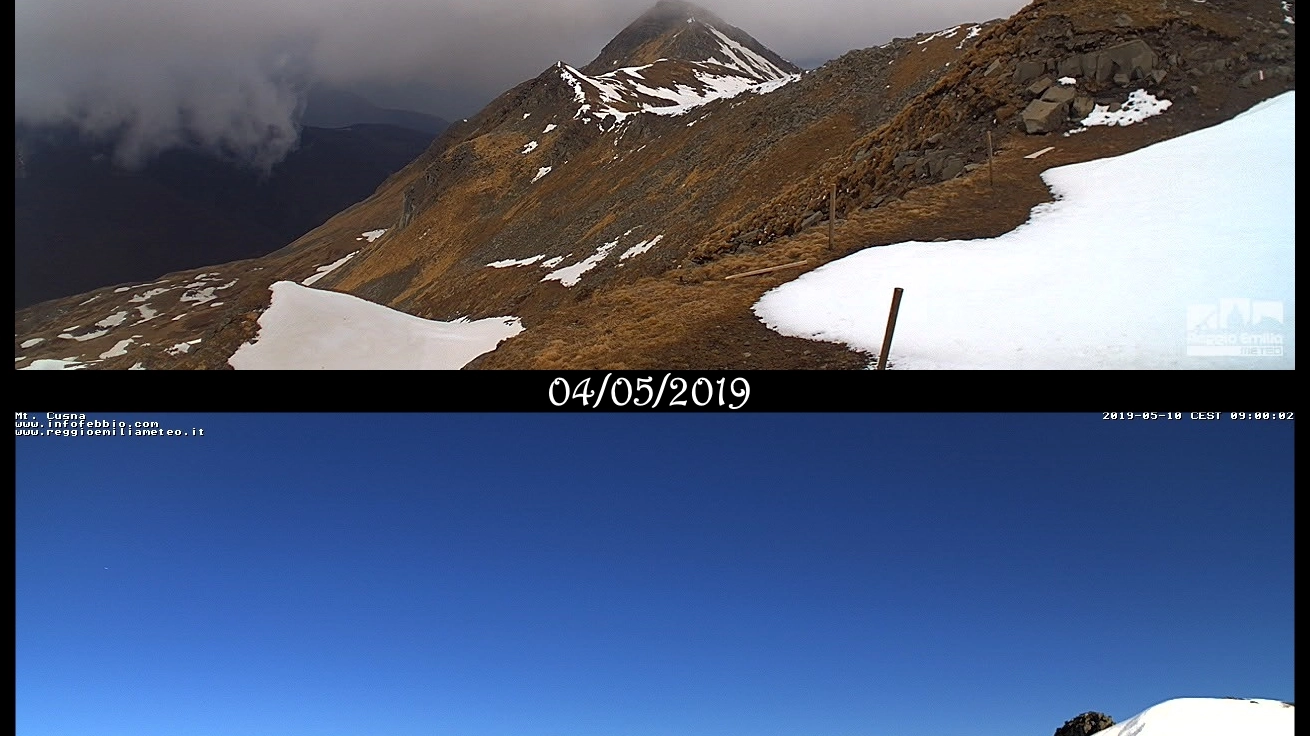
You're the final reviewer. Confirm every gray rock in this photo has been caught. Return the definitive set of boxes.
[926,133,944,146]
[964,163,982,172]
[1041,85,1077,105]
[1058,55,1083,77]
[399,188,418,230]
[893,152,921,171]
[1115,13,1133,27]
[924,150,949,177]
[984,59,1002,76]
[1151,69,1167,84]
[939,156,964,181]
[800,210,823,228]
[1088,39,1158,84]
[1072,94,1096,118]
[1014,60,1046,85]
[1026,76,1056,97]
[1113,72,1131,86]
[1022,99,1068,133]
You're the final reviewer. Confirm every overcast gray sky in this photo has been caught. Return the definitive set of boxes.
[15,0,1027,167]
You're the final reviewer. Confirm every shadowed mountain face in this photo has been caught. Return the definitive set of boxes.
[14,122,435,309]
[14,0,1296,369]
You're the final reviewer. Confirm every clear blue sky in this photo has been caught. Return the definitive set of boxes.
[16,414,1294,736]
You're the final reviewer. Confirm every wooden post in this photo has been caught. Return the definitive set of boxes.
[722,259,809,280]
[828,182,836,249]
[986,130,994,190]
[876,287,904,370]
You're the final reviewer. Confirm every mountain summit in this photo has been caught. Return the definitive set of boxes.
[582,0,798,78]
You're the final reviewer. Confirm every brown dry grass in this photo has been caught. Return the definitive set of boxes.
[472,100,1256,369]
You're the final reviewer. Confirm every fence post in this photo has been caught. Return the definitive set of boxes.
[986,130,994,190]
[828,182,836,249]
[876,287,904,370]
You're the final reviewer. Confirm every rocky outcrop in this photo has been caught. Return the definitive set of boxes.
[1013,38,1164,133]
[1021,98,1068,133]
[1053,711,1116,736]
[1053,39,1157,84]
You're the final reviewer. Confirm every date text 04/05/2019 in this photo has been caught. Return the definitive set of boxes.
[549,375,750,409]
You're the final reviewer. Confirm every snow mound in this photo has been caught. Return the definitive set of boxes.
[228,281,522,370]
[754,92,1294,369]
[1096,698,1292,736]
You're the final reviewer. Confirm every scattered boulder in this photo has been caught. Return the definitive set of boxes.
[1041,85,1077,105]
[893,151,921,172]
[923,150,949,177]
[1027,76,1056,97]
[984,58,1003,76]
[1082,39,1158,84]
[1022,98,1068,133]
[1072,94,1096,118]
[1058,55,1083,77]
[938,156,965,181]
[1053,712,1116,736]
[1014,60,1047,85]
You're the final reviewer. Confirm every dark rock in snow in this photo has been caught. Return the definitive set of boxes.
[1053,711,1116,736]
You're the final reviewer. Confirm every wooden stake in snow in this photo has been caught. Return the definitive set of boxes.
[828,182,836,249]
[723,260,809,280]
[876,287,904,370]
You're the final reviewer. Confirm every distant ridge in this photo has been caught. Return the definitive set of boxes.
[302,85,450,135]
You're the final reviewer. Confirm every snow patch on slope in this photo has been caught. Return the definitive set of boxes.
[755,91,1295,369]
[229,282,523,370]
[303,251,360,286]
[542,240,620,286]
